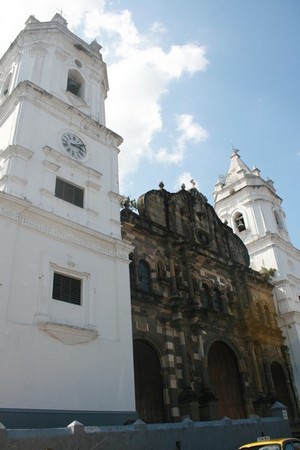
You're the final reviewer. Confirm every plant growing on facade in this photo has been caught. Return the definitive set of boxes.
[120,195,138,212]
[260,267,276,282]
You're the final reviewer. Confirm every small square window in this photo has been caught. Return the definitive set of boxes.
[55,178,84,208]
[52,273,81,305]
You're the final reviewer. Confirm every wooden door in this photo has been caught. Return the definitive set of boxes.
[208,341,246,419]
[133,339,165,423]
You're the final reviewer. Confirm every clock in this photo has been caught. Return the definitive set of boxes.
[61,132,87,160]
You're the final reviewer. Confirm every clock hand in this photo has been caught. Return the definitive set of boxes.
[71,143,85,150]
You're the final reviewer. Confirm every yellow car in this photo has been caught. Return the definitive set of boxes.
[238,437,300,450]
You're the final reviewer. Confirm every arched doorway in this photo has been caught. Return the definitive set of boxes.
[208,341,246,419]
[271,361,294,424]
[133,339,165,423]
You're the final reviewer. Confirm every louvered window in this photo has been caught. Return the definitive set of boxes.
[52,273,81,305]
[55,178,84,208]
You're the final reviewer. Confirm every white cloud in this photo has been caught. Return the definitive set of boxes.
[156,114,209,164]
[174,172,200,191]
[150,21,167,35]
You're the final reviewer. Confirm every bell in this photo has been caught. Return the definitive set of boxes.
[236,218,246,232]
[67,78,79,95]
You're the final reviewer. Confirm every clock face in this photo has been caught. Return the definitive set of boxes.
[61,133,87,160]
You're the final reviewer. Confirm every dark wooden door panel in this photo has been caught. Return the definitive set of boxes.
[133,340,165,423]
[208,341,246,419]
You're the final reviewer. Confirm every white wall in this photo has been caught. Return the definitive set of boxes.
[0,197,135,411]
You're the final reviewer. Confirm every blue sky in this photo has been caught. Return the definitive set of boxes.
[1,1,299,247]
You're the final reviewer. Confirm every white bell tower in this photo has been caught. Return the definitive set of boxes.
[214,150,300,400]
[0,14,136,427]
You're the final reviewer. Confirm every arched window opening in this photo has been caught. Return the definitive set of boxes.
[138,260,151,292]
[66,69,85,99]
[226,287,233,304]
[274,210,284,230]
[175,264,185,289]
[2,72,12,97]
[214,288,224,312]
[234,212,246,232]
[202,283,212,309]
[157,260,165,280]
[256,303,265,324]
[264,305,272,326]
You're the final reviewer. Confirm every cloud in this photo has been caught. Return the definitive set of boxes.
[156,114,209,164]
[1,0,209,187]
[174,172,200,191]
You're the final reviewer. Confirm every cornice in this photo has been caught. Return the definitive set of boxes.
[277,310,300,326]
[0,192,131,260]
[247,233,300,260]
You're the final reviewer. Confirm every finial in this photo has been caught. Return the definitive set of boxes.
[57,8,63,15]
[230,140,239,155]
[159,181,164,190]
[190,179,196,188]
[181,183,186,190]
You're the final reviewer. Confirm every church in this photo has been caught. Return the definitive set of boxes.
[0,14,299,430]
[121,183,299,427]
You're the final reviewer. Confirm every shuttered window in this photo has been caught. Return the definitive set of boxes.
[52,273,81,305]
[55,178,84,208]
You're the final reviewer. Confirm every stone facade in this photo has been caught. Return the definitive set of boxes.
[121,184,299,426]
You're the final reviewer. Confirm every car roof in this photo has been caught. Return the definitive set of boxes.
[239,438,300,448]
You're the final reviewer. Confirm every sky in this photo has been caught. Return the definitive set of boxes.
[1,0,299,248]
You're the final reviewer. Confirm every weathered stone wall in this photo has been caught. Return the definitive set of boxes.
[121,187,299,426]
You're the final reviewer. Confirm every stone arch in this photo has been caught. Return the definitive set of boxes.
[133,338,166,423]
[207,340,247,419]
[271,361,294,423]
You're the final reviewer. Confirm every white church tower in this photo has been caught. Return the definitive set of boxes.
[214,149,300,401]
[0,14,136,427]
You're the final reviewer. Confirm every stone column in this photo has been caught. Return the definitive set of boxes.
[168,253,178,296]
[248,341,263,394]
[173,315,199,420]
